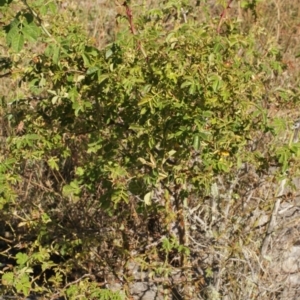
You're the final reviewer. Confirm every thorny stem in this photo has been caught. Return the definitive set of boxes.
[217,0,234,33]
[123,1,136,34]
[122,1,147,59]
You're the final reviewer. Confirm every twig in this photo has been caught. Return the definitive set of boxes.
[22,0,52,37]
[49,274,92,300]
[21,0,70,58]
[23,172,32,201]
[260,198,281,257]
[217,0,233,33]
[123,1,135,35]
[0,236,13,244]
[122,1,147,59]
[145,235,166,249]
[181,8,187,23]
[274,0,281,43]
[224,169,241,220]
[0,72,11,78]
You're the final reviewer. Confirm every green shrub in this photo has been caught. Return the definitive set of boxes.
[0,0,294,299]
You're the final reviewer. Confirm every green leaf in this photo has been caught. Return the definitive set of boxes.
[162,238,172,252]
[42,213,51,224]
[144,191,152,205]
[82,53,91,67]
[193,135,200,150]
[2,272,14,286]
[87,66,99,75]
[48,2,58,14]
[208,74,222,93]
[180,80,192,88]
[41,260,57,272]
[15,272,30,296]
[216,160,230,172]
[16,252,29,266]
[112,189,128,205]
[52,45,60,64]
[87,141,102,154]
[138,95,153,106]
[76,167,85,176]
[97,73,109,84]
[22,23,40,42]
[63,180,81,202]
[105,48,113,59]
[205,267,214,278]
[47,157,59,171]
[10,30,24,52]
[25,134,40,140]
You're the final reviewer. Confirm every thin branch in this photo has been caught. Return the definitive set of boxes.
[217,0,233,33]
[122,1,147,59]
[22,0,52,37]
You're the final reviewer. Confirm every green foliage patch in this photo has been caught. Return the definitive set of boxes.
[0,0,298,299]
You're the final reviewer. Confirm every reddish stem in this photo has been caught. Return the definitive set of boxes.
[123,1,136,35]
[122,1,148,60]
[217,0,234,33]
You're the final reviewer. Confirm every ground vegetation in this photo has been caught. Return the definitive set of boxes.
[0,0,300,299]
